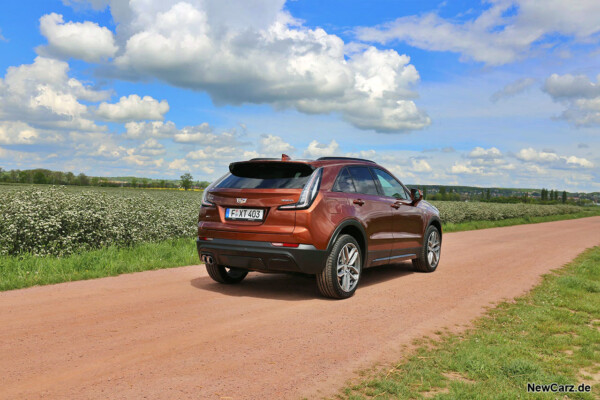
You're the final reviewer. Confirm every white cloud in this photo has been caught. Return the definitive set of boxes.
[304,140,340,158]
[516,147,593,168]
[137,138,165,156]
[0,122,39,145]
[543,73,600,126]
[123,121,177,139]
[410,159,432,172]
[259,134,295,155]
[168,158,190,171]
[38,13,118,62]
[468,146,503,160]
[0,56,108,134]
[62,0,429,132]
[356,0,600,66]
[490,78,536,102]
[516,147,560,163]
[96,94,169,122]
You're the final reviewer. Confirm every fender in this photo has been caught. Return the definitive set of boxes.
[427,215,443,238]
[326,218,368,255]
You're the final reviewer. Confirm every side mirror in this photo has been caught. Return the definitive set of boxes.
[410,188,423,205]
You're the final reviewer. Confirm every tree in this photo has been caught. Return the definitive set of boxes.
[439,186,446,200]
[423,187,427,200]
[77,173,89,186]
[131,177,138,188]
[562,191,567,204]
[180,173,193,190]
[486,189,491,201]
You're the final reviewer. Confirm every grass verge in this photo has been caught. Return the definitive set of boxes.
[0,238,198,291]
[340,247,600,399]
[443,210,600,233]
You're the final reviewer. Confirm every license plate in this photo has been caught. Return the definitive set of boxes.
[225,208,264,221]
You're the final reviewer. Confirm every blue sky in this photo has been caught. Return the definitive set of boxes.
[0,0,599,191]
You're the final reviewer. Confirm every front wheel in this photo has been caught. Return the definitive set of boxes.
[412,225,441,272]
[206,264,248,284]
[317,234,362,299]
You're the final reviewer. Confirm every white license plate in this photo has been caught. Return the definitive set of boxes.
[226,208,264,221]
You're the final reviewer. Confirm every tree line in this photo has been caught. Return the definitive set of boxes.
[0,168,209,190]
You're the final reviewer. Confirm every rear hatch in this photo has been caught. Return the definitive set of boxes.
[201,161,314,234]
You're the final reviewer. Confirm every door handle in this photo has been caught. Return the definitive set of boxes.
[353,199,365,206]
[391,202,401,209]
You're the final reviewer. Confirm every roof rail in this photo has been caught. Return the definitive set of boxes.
[317,156,375,163]
[249,158,280,161]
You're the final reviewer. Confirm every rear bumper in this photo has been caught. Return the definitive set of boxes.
[196,238,327,274]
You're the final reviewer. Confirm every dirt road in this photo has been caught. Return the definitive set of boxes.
[1,217,599,399]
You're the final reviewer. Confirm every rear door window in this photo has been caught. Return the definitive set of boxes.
[332,168,356,193]
[347,166,379,196]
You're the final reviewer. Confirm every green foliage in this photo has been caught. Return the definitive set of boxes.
[429,201,586,224]
[0,186,202,257]
[180,173,194,190]
[342,247,600,399]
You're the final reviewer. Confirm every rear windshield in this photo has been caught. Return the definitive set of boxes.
[217,162,314,189]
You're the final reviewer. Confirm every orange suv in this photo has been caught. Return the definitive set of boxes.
[197,156,442,299]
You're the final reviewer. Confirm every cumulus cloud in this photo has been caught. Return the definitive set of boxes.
[490,78,536,102]
[61,0,429,132]
[304,140,340,158]
[516,147,593,168]
[123,121,177,139]
[468,146,503,159]
[96,94,169,122]
[38,13,118,62]
[543,73,600,126]
[356,0,600,66]
[259,134,295,155]
[137,138,165,156]
[0,56,110,135]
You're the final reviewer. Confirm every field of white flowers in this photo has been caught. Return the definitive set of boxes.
[0,186,200,256]
[0,185,587,257]
[430,201,584,224]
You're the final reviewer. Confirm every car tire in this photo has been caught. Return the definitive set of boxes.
[412,225,441,273]
[317,234,362,299]
[206,264,248,284]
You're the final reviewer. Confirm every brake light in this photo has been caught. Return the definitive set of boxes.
[271,242,299,248]
[278,167,323,210]
[198,237,214,241]
[201,173,230,207]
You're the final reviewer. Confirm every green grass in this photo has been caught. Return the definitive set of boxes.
[0,238,198,291]
[340,247,600,400]
[442,210,600,233]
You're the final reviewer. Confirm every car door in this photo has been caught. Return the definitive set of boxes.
[370,168,425,258]
[345,166,396,266]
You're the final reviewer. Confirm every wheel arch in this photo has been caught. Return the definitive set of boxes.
[326,219,368,266]
[428,216,442,240]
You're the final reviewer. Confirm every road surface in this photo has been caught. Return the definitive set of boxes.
[1,217,599,399]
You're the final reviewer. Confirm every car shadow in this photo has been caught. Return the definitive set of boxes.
[190,262,415,301]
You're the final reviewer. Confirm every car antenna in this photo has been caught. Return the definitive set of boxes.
[281,154,291,161]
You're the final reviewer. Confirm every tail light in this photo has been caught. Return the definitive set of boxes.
[278,167,323,210]
[201,173,230,207]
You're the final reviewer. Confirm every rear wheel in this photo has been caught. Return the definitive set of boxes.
[412,225,441,272]
[317,234,362,299]
[206,264,248,284]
